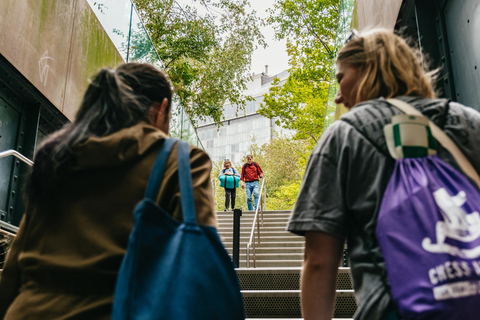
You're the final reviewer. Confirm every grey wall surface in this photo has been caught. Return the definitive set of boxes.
[354,0,403,31]
[0,0,123,121]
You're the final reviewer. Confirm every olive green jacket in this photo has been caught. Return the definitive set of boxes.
[0,122,216,319]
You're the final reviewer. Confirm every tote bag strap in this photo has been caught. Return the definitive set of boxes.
[177,141,197,225]
[386,98,480,189]
[145,138,178,201]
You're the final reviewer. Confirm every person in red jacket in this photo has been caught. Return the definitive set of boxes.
[240,155,264,211]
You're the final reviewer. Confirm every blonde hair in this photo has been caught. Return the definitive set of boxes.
[223,160,231,168]
[337,29,437,104]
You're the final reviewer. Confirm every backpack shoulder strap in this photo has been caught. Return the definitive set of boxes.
[177,141,197,224]
[253,162,260,175]
[387,98,480,189]
[145,138,178,201]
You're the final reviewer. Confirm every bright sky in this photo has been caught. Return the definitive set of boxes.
[249,0,290,76]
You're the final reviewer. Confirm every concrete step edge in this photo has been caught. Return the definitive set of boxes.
[241,290,354,296]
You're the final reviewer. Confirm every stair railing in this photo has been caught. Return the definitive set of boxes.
[246,177,266,268]
[0,150,33,235]
[0,149,34,166]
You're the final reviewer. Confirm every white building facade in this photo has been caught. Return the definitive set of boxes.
[196,68,289,164]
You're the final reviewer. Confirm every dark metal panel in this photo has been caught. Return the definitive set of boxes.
[0,54,68,227]
[414,0,455,100]
[443,0,480,110]
[0,97,20,220]
[6,108,29,226]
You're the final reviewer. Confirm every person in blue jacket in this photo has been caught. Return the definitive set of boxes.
[218,160,240,211]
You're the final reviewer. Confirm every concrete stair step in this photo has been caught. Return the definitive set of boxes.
[242,290,356,318]
[230,253,304,261]
[217,212,290,217]
[237,260,303,268]
[217,224,288,229]
[219,231,299,238]
[221,236,303,243]
[217,218,290,225]
[216,212,290,217]
[218,226,290,232]
[223,241,305,248]
[216,210,292,215]
[220,211,355,318]
[242,290,354,297]
[226,247,304,254]
[236,267,353,291]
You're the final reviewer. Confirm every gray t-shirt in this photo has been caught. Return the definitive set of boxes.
[288,96,480,319]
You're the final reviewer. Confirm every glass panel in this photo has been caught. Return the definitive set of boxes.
[86,0,132,60]
[86,0,203,149]
[324,0,355,129]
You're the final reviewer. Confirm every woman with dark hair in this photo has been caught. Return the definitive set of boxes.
[0,63,216,319]
[288,29,480,320]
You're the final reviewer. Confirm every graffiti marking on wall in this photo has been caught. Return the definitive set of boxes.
[39,51,54,86]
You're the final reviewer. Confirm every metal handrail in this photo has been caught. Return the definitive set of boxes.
[0,150,31,236]
[0,220,19,236]
[246,177,266,268]
[0,150,33,166]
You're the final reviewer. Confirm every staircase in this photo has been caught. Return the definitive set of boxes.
[217,210,357,319]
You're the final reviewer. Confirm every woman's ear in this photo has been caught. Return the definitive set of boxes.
[151,98,170,133]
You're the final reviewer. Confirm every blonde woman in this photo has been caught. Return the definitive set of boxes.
[218,160,240,211]
[288,29,480,320]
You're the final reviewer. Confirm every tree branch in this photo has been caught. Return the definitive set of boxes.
[301,12,332,55]
[308,132,318,143]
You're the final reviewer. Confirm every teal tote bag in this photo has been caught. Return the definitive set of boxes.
[112,138,245,320]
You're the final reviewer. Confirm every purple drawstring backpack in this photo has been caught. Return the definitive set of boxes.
[375,99,480,319]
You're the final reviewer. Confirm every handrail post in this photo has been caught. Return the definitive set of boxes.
[245,177,266,269]
[253,233,256,268]
[264,178,267,211]
[232,209,242,268]
[261,196,264,227]
[256,209,260,247]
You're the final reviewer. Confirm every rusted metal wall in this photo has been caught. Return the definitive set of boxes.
[0,0,123,121]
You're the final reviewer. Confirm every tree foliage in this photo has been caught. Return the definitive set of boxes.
[210,135,310,211]
[133,0,266,125]
[258,0,340,142]
[248,135,310,210]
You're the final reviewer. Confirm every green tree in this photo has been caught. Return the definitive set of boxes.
[259,0,340,142]
[247,135,310,210]
[133,0,266,125]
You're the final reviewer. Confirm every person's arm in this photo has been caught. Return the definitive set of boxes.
[256,163,265,179]
[233,167,240,176]
[301,231,344,320]
[218,169,225,179]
